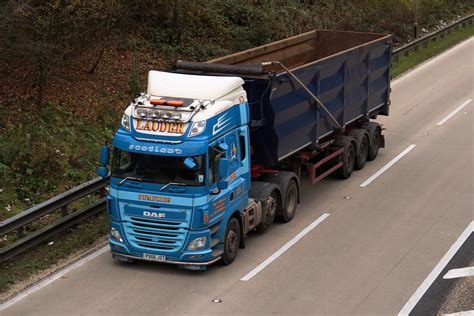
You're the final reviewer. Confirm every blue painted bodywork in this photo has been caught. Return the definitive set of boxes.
[108,103,251,267]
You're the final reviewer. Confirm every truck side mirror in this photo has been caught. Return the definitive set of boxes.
[97,145,110,178]
[99,146,110,166]
[96,166,109,178]
[217,158,229,179]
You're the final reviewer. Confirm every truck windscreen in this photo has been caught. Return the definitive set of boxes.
[111,148,206,186]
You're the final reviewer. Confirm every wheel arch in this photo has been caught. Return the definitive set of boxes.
[259,171,300,216]
[229,210,245,249]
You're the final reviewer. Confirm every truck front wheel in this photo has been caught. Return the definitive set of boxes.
[221,217,241,265]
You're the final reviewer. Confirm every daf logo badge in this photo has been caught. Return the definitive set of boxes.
[143,211,166,218]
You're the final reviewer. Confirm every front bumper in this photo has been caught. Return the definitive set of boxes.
[111,251,222,266]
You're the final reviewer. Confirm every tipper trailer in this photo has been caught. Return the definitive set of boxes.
[97,30,392,270]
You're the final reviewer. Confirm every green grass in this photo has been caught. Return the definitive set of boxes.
[0,102,118,220]
[392,22,474,78]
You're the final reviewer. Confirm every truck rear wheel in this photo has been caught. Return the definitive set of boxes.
[363,122,382,161]
[256,191,278,232]
[279,180,298,223]
[349,129,369,170]
[336,136,356,179]
[221,217,240,265]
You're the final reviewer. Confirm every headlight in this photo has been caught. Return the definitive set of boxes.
[188,120,206,137]
[111,227,123,243]
[121,114,130,131]
[188,236,207,250]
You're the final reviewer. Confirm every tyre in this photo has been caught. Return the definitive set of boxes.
[363,122,382,161]
[349,129,369,170]
[256,191,278,232]
[221,217,241,265]
[336,136,356,179]
[279,180,298,223]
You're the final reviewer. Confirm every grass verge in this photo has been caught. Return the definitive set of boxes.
[392,21,474,78]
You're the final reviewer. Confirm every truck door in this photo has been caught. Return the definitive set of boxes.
[207,132,244,223]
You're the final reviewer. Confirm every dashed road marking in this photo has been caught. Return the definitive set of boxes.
[241,213,330,282]
[437,99,472,126]
[360,144,416,187]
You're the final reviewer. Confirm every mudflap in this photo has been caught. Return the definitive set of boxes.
[380,134,385,148]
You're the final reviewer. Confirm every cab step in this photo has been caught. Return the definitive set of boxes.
[210,224,219,235]
[211,249,224,258]
[210,238,220,248]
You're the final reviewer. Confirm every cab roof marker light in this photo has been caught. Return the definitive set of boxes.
[167,100,184,107]
[150,99,166,105]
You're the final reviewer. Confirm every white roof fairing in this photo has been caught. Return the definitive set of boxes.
[147,71,245,101]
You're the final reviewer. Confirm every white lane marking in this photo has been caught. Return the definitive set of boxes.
[0,246,109,311]
[241,213,330,282]
[360,144,416,187]
[442,311,474,316]
[443,267,474,279]
[437,99,472,126]
[398,221,474,316]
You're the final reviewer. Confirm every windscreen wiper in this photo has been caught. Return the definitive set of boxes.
[160,182,187,192]
[118,176,144,186]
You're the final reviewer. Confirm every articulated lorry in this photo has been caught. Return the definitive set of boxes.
[97,30,392,270]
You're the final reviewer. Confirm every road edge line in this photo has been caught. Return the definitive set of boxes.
[398,221,474,316]
[0,245,109,311]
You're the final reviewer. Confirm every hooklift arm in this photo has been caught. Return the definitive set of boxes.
[261,61,343,132]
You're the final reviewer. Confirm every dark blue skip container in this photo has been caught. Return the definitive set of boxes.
[177,29,393,167]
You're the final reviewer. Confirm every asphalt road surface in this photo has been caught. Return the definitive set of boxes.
[2,38,473,316]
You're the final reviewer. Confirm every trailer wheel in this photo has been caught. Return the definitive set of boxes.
[279,180,298,223]
[221,217,241,265]
[336,136,356,179]
[363,122,382,161]
[349,129,369,170]
[256,191,278,232]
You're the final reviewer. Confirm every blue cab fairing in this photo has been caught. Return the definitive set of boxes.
[107,103,251,268]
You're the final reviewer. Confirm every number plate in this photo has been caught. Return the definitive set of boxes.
[143,253,166,262]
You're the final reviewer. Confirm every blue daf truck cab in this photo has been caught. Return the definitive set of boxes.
[97,30,392,270]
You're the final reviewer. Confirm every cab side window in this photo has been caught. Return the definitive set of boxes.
[208,145,220,186]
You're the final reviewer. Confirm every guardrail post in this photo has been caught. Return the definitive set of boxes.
[61,206,68,217]
[16,226,24,239]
